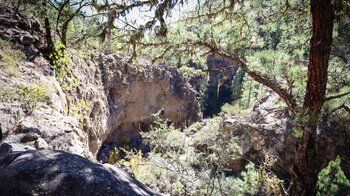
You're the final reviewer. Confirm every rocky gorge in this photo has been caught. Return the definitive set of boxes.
[0,6,201,195]
[0,3,350,195]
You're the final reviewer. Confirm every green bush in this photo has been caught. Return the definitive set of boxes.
[179,66,204,81]
[0,83,47,114]
[120,112,285,195]
[317,156,350,196]
[0,85,19,102]
[69,98,91,124]
[50,41,81,91]
[19,84,47,114]
[0,38,25,77]
[50,41,72,82]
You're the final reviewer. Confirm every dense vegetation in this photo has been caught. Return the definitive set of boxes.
[2,0,350,195]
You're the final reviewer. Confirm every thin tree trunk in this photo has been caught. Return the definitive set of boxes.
[291,0,334,195]
[61,21,68,46]
[45,18,54,52]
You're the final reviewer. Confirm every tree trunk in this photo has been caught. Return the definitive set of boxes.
[61,22,68,46]
[44,18,54,53]
[291,0,334,195]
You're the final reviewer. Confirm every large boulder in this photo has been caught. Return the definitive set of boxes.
[0,150,157,196]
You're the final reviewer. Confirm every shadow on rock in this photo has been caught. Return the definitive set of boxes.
[0,150,157,196]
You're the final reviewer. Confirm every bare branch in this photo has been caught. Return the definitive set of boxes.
[55,0,70,38]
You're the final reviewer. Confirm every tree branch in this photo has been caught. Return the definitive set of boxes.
[343,105,350,114]
[196,40,299,113]
[324,90,350,101]
[55,0,70,38]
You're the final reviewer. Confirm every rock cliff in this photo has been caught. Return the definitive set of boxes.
[0,5,201,160]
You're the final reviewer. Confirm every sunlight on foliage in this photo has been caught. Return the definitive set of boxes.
[106,111,287,195]
[317,156,350,196]
[19,84,48,114]
[0,38,25,77]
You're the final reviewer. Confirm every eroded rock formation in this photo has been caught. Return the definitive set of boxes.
[98,54,201,150]
[220,92,350,179]
[0,5,201,159]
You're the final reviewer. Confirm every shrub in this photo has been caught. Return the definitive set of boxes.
[317,156,350,196]
[219,103,236,117]
[179,66,204,81]
[0,38,25,77]
[19,84,47,114]
[69,99,91,124]
[121,113,285,195]
[50,41,80,90]
[0,85,19,102]
[0,83,47,114]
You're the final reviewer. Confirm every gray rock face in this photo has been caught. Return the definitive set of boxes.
[0,141,36,153]
[96,54,201,149]
[222,92,350,179]
[222,92,296,176]
[0,150,157,196]
[0,5,46,57]
[0,103,90,158]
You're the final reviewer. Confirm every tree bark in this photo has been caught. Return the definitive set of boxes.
[291,0,334,195]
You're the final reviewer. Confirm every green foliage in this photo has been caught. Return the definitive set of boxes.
[239,76,267,110]
[69,98,91,123]
[292,127,304,138]
[108,148,145,179]
[50,42,81,92]
[246,49,307,100]
[231,68,245,102]
[317,156,350,196]
[0,82,48,114]
[108,147,120,164]
[19,84,48,114]
[0,38,25,77]
[121,113,284,195]
[231,162,260,195]
[139,116,241,194]
[178,66,204,81]
[0,85,18,102]
[219,103,236,117]
[50,41,72,83]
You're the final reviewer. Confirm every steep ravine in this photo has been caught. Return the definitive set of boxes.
[0,51,202,159]
[1,6,350,195]
[0,5,201,160]
[72,52,202,160]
